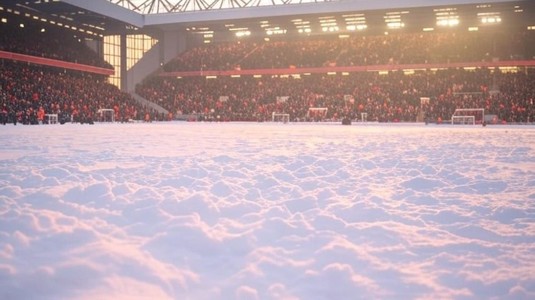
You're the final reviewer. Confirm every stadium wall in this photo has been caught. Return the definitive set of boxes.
[125,42,161,92]
[121,30,187,91]
[161,30,188,66]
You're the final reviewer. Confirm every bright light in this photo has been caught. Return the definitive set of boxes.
[41,28,46,32]
[469,27,479,31]
[1,18,6,23]
[321,25,339,32]
[235,31,250,38]
[498,66,518,73]
[423,27,434,32]
[478,12,502,25]
[19,23,24,28]
[437,18,459,27]
[297,26,312,34]
[265,28,286,36]
[347,24,367,31]
[387,22,404,29]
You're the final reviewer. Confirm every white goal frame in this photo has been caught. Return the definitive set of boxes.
[307,107,328,121]
[97,108,115,122]
[451,108,484,125]
[45,114,58,124]
[272,112,290,123]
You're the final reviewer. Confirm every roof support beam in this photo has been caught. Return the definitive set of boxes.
[143,0,520,26]
[63,0,144,28]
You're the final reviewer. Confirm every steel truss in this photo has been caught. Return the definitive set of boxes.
[110,0,331,14]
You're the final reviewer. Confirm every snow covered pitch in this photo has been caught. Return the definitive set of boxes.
[1,122,534,299]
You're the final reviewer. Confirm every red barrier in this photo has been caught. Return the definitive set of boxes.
[0,50,114,76]
[160,60,535,77]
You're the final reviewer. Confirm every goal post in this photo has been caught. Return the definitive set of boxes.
[272,112,290,123]
[97,108,115,122]
[451,108,484,125]
[307,107,328,121]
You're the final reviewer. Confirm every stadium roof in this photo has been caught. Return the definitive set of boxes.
[109,0,334,14]
[1,0,532,36]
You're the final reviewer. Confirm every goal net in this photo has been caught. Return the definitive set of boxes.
[307,107,328,121]
[272,112,290,123]
[97,108,115,122]
[451,108,484,125]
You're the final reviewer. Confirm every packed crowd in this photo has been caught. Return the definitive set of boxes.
[0,14,112,69]
[136,68,535,123]
[1,12,534,126]
[0,60,161,125]
[163,30,535,72]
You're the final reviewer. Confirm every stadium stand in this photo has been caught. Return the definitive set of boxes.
[0,1,533,125]
[0,12,166,125]
[162,30,535,72]
[0,60,160,125]
[139,24,535,124]
[0,14,112,69]
[136,68,535,123]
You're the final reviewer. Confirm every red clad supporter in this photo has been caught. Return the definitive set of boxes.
[0,60,159,125]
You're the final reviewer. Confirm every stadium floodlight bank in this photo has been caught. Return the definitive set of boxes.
[272,112,290,123]
[451,108,484,125]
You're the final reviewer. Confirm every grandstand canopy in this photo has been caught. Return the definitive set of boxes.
[1,0,533,37]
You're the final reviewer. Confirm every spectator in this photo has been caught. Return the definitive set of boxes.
[136,68,534,123]
[0,13,112,69]
[0,60,159,125]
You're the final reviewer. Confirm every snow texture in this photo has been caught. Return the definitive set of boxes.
[0,122,534,300]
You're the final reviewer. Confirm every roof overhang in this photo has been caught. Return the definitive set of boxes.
[143,0,521,26]
[62,0,144,28]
